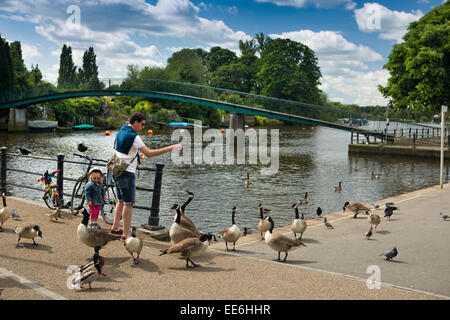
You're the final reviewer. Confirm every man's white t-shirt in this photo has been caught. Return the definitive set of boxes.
[114,134,145,173]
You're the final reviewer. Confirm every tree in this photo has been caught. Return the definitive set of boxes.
[166,49,208,84]
[0,35,14,93]
[28,64,43,86]
[9,41,30,90]
[257,38,322,104]
[206,46,237,72]
[57,44,77,89]
[78,47,101,89]
[379,2,449,115]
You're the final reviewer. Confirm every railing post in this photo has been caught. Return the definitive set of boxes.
[1,147,7,195]
[351,130,354,144]
[145,163,165,229]
[413,133,416,149]
[57,153,64,207]
[357,132,359,144]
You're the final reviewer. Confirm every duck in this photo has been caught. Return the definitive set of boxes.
[175,190,202,234]
[15,223,43,248]
[343,201,371,218]
[78,246,107,277]
[73,252,104,290]
[244,172,251,188]
[371,172,380,179]
[77,208,119,248]
[264,216,307,262]
[334,181,342,192]
[298,192,308,204]
[0,193,11,231]
[124,226,143,264]
[47,207,60,221]
[169,204,202,244]
[290,203,307,240]
[218,207,240,251]
[368,213,381,233]
[159,233,216,268]
[257,203,271,240]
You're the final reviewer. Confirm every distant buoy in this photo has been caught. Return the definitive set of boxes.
[220,129,225,133]
[105,130,111,136]
[311,127,315,130]
[148,129,153,135]
[302,128,306,131]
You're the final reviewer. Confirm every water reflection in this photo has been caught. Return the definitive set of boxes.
[0,126,448,235]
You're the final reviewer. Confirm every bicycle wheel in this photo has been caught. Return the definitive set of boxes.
[71,176,86,215]
[101,186,116,225]
[43,190,59,210]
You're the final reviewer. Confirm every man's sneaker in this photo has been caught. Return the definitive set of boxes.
[109,228,123,236]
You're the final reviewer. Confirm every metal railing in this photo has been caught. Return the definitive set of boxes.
[0,147,165,229]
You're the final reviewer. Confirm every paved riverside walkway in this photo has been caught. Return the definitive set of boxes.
[1,184,450,300]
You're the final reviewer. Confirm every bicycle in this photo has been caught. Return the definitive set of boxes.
[70,153,117,225]
[38,169,61,210]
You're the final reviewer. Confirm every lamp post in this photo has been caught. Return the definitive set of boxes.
[385,105,390,143]
[440,105,447,189]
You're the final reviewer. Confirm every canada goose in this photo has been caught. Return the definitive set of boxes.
[169,204,202,244]
[0,193,11,231]
[371,172,380,179]
[124,226,143,264]
[218,207,240,251]
[368,213,381,232]
[291,203,307,240]
[73,252,104,290]
[159,233,216,268]
[323,217,334,229]
[244,172,251,188]
[175,190,202,234]
[15,223,42,248]
[257,203,271,240]
[77,208,119,248]
[265,216,307,262]
[334,182,342,192]
[47,207,60,221]
[343,201,371,218]
[298,192,308,204]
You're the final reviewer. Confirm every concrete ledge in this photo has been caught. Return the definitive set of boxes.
[349,143,450,159]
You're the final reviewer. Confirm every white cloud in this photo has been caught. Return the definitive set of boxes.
[255,0,356,10]
[270,30,387,105]
[354,3,423,43]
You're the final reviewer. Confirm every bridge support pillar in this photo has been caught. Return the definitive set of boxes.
[8,108,28,132]
[230,113,245,131]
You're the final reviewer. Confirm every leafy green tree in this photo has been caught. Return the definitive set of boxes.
[257,38,322,104]
[166,49,208,84]
[207,46,237,72]
[10,41,30,90]
[57,44,77,89]
[0,35,14,93]
[78,47,101,89]
[379,2,449,115]
[28,64,43,86]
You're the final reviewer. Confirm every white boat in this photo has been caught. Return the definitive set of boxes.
[28,120,58,132]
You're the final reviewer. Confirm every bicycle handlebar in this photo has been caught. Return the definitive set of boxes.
[37,169,60,182]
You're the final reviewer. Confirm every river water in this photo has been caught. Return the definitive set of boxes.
[1,125,449,235]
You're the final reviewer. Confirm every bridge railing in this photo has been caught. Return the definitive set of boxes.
[1,78,447,137]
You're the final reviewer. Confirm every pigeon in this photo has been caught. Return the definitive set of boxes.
[440,212,449,221]
[365,226,373,239]
[316,207,323,217]
[384,207,395,220]
[380,246,398,261]
[323,217,334,229]
[371,203,380,209]
[11,209,20,219]
[385,202,396,208]
[386,204,399,211]
[77,143,88,152]
[18,147,31,155]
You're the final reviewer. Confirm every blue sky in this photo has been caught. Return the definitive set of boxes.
[0,0,446,106]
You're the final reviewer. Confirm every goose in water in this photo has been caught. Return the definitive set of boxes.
[290,203,307,240]
[265,216,307,262]
[244,172,251,188]
[218,207,240,251]
[334,182,342,192]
